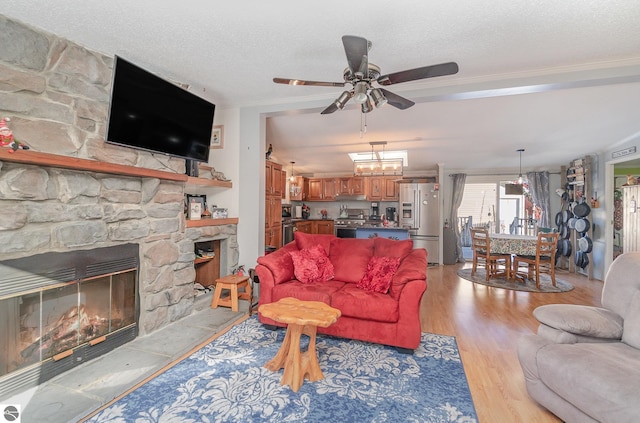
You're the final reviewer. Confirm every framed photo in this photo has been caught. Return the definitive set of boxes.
[211,125,224,149]
[186,194,207,219]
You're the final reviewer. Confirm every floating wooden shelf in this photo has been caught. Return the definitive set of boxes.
[186,217,239,228]
[0,148,188,182]
[186,176,232,188]
[194,256,215,265]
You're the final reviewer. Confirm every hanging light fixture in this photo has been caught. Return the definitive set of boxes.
[289,161,301,196]
[517,148,525,184]
[352,141,404,176]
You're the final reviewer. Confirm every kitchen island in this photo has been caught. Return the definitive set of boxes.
[356,226,409,240]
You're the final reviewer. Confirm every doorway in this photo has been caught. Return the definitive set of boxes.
[605,153,640,273]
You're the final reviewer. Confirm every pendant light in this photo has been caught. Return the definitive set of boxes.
[517,148,525,184]
[289,161,301,196]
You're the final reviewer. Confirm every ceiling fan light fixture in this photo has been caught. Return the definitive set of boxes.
[361,96,374,114]
[370,88,387,108]
[353,81,369,103]
[334,90,351,110]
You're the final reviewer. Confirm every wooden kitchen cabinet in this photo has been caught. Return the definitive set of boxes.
[314,220,334,235]
[337,177,365,196]
[367,176,383,200]
[295,220,313,234]
[289,176,308,201]
[383,176,399,200]
[280,169,287,199]
[307,178,336,201]
[295,220,334,235]
[265,160,283,197]
[265,160,282,249]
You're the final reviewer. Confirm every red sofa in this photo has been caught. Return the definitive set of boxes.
[255,232,428,352]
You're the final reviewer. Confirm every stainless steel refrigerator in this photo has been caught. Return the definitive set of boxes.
[399,182,440,263]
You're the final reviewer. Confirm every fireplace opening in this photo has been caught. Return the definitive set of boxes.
[0,244,139,400]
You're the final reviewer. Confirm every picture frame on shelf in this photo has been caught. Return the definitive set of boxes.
[186,194,207,220]
[211,125,224,149]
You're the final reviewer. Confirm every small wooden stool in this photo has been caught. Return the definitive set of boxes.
[210,274,251,312]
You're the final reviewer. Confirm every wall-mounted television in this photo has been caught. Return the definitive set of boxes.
[106,56,215,164]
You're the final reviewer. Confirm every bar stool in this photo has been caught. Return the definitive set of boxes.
[210,274,251,312]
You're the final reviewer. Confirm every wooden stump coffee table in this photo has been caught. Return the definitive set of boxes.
[258,297,341,392]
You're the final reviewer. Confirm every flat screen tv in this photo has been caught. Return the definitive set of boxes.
[106,56,215,164]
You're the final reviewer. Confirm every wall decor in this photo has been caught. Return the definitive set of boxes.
[211,125,224,149]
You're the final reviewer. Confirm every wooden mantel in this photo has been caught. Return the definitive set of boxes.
[0,148,188,182]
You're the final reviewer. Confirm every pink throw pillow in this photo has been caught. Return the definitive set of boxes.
[357,256,401,293]
[289,244,335,284]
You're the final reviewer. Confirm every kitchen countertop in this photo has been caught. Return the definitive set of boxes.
[357,226,407,230]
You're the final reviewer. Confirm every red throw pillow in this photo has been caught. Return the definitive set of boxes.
[357,256,401,293]
[289,244,335,284]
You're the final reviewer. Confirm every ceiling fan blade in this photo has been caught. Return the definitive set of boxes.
[377,62,459,86]
[320,102,340,114]
[342,35,369,78]
[273,77,345,87]
[379,88,415,110]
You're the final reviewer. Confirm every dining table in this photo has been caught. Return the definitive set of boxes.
[489,233,538,256]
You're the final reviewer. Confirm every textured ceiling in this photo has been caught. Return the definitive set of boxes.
[3,0,640,175]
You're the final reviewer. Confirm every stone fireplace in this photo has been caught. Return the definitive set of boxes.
[0,244,139,399]
[0,16,240,400]
[0,159,239,400]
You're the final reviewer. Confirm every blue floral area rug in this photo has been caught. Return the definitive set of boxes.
[85,317,478,422]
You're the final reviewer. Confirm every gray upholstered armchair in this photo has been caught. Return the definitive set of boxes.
[518,252,640,423]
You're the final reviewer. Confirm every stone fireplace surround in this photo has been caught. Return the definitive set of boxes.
[0,156,239,400]
[0,15,242,400]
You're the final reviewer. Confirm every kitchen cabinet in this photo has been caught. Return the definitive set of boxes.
[367,176,383,201]
[294,219,334,235]
[383,176,399,200]
[295,220,313,233]
[280,169,287,199]
[290,176,308,201]
[265,160,282,249]
[314,220,334,235]
[265,160,283,197]
[367,176,398,201]
[307,178,336,201]
[337,177,365,196]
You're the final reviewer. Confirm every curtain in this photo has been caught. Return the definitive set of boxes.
[527,171,551,228]
[449,173,467,262]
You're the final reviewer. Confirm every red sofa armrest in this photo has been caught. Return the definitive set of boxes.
[391,248,426,283]
[256,243,298,307]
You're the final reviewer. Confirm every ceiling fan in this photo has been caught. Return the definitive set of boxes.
[273,35,459,115]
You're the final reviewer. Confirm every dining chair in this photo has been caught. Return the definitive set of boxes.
[510,217,538,235]
[470,228,511,281]
[513,232,560,289]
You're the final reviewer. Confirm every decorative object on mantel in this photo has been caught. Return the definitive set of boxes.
[0,117,29,152]
[211,125,224,149]
[195,164,230,182]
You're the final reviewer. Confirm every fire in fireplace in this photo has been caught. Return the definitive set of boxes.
[0,244,139,400]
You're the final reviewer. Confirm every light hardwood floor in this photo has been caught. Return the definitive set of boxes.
[421,263,604,423]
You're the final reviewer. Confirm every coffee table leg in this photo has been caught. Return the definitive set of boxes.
[301,324,323,382]
[264,325,293,372]
[264,323,325,392]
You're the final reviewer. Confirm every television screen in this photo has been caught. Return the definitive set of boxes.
[106,56,215,163]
